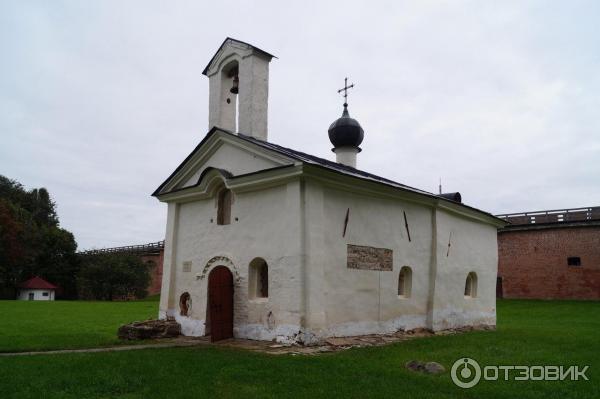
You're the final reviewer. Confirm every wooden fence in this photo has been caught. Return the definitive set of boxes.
[496,207,600,225]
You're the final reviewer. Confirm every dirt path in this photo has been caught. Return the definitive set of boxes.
[0,340,204,357]
[0,328,477,357]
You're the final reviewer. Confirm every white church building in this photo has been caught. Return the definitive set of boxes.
[153,38,505,344]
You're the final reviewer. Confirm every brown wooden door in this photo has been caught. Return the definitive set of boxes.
[208,266,234,342]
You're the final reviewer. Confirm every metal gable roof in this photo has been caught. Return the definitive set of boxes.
[152,128,504,225]
[202,37,277,76]
[234,133,434,197]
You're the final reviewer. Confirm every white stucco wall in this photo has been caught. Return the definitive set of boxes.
[18,289,55,301]
[160,175,498,343]
[429,208,497,330]
[297,179,498,339]
[307,182,433,338]
[161,181,305,342]
[158,142,499,343]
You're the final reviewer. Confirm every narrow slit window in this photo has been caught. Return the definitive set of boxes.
[464,272,477,298]
[398,266,412,298]
[217,189,232,225]
[259,262,268,298]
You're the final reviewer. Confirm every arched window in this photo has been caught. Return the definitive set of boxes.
[249,258,269,299]
[398,266,412,298]
[217,188,232,225]
[221,60,240,131]
[464,272,477,298]
[179,292,191,316]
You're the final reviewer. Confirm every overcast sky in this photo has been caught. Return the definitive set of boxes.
[1,1,599,250]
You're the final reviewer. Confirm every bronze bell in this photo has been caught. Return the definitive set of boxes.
[230,75,239,94]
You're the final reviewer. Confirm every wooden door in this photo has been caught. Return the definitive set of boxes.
[208,266,234,342]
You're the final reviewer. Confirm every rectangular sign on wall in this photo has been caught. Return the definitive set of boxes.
[347,244,393,271]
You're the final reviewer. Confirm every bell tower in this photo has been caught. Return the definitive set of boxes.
[202,38,275,141]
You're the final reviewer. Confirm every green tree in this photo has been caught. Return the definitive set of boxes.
[0,200,25,297]
[78,253,151,300]
[0,175,78,298]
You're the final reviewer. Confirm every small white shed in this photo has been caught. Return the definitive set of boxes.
[17,276,58,301]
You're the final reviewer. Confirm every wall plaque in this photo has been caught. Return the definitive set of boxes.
[347,244,393,271]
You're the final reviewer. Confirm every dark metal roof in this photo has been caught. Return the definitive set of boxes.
[439,192,462,203]
[232,134,505,222]
[202,37,277,76]
[152,128,505,224]
[151,127,222,197]
[235,132,433,196]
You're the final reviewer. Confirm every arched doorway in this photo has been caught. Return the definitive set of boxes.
[208,266,234,342]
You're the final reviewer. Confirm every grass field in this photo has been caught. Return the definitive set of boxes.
[0,299,598,398]
[0,298,158,352]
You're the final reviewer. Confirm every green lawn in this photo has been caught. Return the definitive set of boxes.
[0,299,158,352]
[0,300,598,398]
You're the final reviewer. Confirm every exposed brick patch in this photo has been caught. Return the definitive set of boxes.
[140,248,164,295]
[347,244,393,271]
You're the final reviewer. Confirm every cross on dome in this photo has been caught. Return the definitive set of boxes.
[337,77,355,107]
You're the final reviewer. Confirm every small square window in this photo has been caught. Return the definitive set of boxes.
[567,257,581,266]
[182,261,192,272]
[42,292,49,297]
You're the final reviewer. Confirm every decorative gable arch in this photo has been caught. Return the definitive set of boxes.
[196,167,233,194]
[197,255,241,286]
[153,129,294,199]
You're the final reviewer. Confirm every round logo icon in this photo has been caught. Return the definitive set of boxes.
[451,358,481,389]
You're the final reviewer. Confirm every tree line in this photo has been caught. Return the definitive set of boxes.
[0,175,152,300]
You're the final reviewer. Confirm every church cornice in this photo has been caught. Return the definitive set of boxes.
[153,127,294,197]
[153,128,505,227]
[156,164,302,203]
[301,164,506,228]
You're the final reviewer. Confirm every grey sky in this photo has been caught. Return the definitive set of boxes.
[1,1,599,250]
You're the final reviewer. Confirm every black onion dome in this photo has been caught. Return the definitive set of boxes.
[328,104,364,150]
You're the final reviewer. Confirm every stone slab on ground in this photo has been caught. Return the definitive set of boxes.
[118,319,181,340]
[405,360,446,374]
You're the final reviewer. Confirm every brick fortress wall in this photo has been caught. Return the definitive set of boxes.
[79,240,165,298]
[140,249,164,296]
[498,225,600,299]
